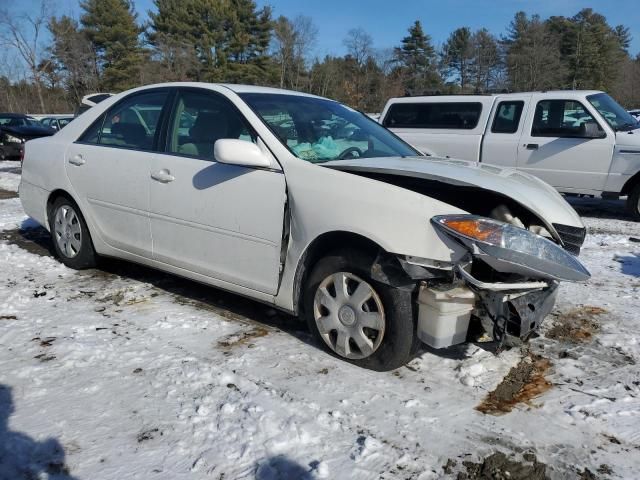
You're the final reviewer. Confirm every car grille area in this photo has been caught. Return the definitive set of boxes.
[553,223,586,255]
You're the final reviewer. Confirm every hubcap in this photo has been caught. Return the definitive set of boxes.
[313,272,385,360]
[54,205,82,258]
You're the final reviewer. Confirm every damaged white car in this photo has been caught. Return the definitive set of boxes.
[19,83,590,370]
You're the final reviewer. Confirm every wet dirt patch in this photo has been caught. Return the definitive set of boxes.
[217,327,269,350]
[0,188,18,199]
[476,354,552,415]
[456,451,548,480]
[545,306,606,343]
[0,226,53,256]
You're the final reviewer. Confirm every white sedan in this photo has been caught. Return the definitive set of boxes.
[19,83,590,370]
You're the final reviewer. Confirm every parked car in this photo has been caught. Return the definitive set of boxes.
[628,109,640,121]
[381,91,640,220]
[19,83,590,370]
[74,93,114,116]
[40,116,74,131]
[0,113,56,160]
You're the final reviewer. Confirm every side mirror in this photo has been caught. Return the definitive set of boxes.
[581,122,605,139]
[214,139,272,169]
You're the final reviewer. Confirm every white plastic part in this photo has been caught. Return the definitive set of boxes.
[417,285,476,349]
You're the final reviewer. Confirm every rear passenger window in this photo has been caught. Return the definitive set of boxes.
[167,90,255,160]
[97,91,168,150]
[383,102,482,129]
[491,101,524,134]
[532,100,603,138]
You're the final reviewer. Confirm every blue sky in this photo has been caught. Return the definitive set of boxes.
[21,0,640,56]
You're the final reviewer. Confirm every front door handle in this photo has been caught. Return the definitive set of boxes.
[151,169,175,183]
[68,154,85,166]
[525,143,539,150]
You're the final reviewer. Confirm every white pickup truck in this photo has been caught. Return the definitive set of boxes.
[380,91,640,219]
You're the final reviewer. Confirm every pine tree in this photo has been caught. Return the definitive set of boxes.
[442,27,473,91]
[394,20,440,94]
[80,0,143,91]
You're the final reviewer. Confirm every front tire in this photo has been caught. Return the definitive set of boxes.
[303,249,415,371]
[48,197,97,269]
[627,183,640,221]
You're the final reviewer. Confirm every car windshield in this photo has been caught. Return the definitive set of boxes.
[239,93,420,163]
[0,115,40,127]
[587,93,638,131]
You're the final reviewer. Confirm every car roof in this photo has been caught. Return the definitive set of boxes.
[0,113,27,118]
[387,90,605,103]
[128,82,326,100]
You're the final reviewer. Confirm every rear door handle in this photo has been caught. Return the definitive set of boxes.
[68,154,85,166]
[151,169,175,183]
[525,143,539,150]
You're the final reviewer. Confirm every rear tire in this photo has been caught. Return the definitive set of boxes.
[302,249,415,371]
[48,196,97,269]
[627,183,640,221]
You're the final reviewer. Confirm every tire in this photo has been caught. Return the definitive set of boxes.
[48,196,97,269]
[627,183,640,221]
[0,147,5,160]
[302,249,415,371]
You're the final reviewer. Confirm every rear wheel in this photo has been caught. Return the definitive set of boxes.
[627,183,640,221]
[303,249,415,371]
[48,197,97,269]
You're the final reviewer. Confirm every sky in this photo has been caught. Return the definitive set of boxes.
[11,0,640,57]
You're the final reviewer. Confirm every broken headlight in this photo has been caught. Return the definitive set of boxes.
[432,215,590,282]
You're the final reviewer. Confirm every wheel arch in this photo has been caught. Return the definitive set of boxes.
[621,171,640,196]
[46,189,80,225]
[291,230,391,315]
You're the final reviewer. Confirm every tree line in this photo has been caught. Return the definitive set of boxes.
[1,0,639,114]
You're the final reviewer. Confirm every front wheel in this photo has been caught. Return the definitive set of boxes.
[302,249,415,371]
[627,183,640,221]
[48,197,97,269]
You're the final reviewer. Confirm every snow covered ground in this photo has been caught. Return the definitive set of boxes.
[0,160,639,479]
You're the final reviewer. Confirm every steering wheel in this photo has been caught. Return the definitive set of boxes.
[338,146,364,159]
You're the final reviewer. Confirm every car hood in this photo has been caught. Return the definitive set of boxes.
[1,124,55,138]
[324,156,584,237]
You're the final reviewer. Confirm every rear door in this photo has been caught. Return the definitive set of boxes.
[481,94,531,168]
[149,88,286,295]
[65,89,171,257]
[516,95,615,192]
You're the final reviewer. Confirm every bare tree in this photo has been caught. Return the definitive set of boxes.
[0,0,50,112]
[272,15,317,90]
[344,27,373,66]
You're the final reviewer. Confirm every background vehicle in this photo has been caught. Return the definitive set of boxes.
[74,93,114,116]
[628,109,640,121]
[381,91,640,220]
[20,83,589,370]
[40,116,74,131]
[0,113,55,160]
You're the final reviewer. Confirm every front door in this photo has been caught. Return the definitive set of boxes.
[516,96,615,192]
[65,89,170,257]
[149,88,286,295]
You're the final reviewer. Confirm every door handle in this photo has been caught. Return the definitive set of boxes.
[68,154,85,166]
[525,143,539,150]
[151,169,175,183]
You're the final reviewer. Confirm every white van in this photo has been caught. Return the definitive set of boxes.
[380,91,640,219]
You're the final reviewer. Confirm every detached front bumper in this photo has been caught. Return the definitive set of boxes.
[416,269,559,349]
